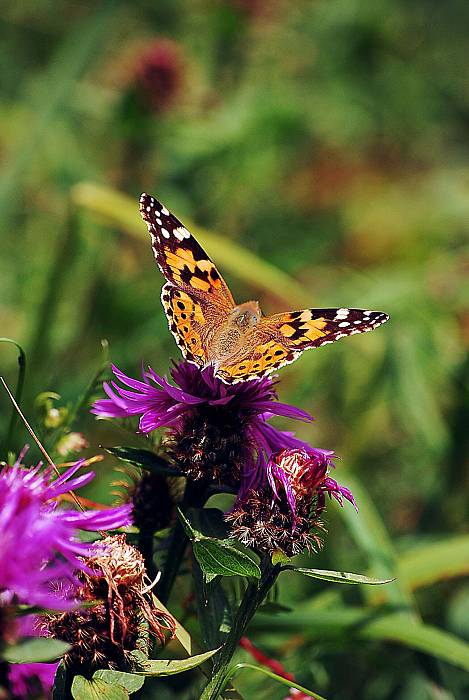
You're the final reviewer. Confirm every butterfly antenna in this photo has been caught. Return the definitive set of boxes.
[0,376,85,513]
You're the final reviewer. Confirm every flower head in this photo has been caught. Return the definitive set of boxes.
[227,448,356,557]
[48,535,175,674]
[135,38,184,113]
[92,361,312,485]
[0,446,132,609]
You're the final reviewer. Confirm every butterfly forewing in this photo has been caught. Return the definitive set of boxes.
[140,193,235,367]
[139,193,234,308]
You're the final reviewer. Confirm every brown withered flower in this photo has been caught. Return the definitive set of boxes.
[48,535,175,675]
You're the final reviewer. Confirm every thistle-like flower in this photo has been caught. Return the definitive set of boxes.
[92,361,312,485]
[0,446,132,610]
[48,535,175,674]
[227,448,356,558]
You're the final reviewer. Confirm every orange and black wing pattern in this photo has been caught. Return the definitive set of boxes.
[217,307,389,383]
[139,193,235,366]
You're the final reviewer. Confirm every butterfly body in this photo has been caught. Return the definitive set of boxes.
[140,193,389,384]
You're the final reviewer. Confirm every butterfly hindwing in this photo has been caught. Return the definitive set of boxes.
[161,283,207,366]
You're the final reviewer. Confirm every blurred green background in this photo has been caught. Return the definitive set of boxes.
[1,1,469,698]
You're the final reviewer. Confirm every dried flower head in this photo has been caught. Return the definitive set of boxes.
[48,535,175,674]
[227,449,356,558]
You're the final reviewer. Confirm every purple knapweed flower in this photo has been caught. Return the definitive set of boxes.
[8,662,56,700]
[0,446,132,610]
[227,448,357,557]
[92,361,312,484]
[7,616,57,700]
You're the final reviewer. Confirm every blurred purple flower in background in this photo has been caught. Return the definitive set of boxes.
[7,616,57,700]
[0,446,132,610]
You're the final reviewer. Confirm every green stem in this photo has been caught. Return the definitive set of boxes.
[28,202,78,379]
[227,663,327,700]
[0,338,26,456]
[156,480,207,605]
[139,528,157,581]
[200,559,280,700]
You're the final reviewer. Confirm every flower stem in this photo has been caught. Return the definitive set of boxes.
[139,527,157,581]
[0,338,26,456]
[200,558,280,700]
[156,479,207,605]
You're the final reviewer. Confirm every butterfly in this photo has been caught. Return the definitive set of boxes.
[139,193,389,384]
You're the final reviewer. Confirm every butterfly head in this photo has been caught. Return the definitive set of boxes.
[230,301,262,331]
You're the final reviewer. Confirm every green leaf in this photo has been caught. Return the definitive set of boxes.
[193,539,261,579]
[229,662,327,700]
[271,549,291,566]
[136,648,220,676]
[93,670,145,693]
[105,446,182,476]
[178,508,261,579]
[72,676,128,700]
[187,507,231,540]
[52,661,68,700]
[290,567,395,585]
[398,534,469,590]
[3,637,71,664]
[192,554,233,648]
[254,606,469,673]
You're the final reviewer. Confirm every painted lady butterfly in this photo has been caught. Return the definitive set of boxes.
[139,193,389,384]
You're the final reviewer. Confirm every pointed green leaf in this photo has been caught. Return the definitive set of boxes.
[136,648,220,676]
[271,549,291,566]
[3,637,71,664]
[72,676,128,700]
[229,662,327,700]
[290,567,394,585]
[105,446,182,476]
[193,539,261,579]
[192,554,233,648]
[93,671,145,693]
[52,661,68,700]
[187,507,230,540]
[255,606,469,673]
[399,534,469,590]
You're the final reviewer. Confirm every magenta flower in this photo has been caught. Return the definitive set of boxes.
[92,361,312,484]
[267,448,357,522]
[228,448,356,557]
[7,616,57,700]
[8,662,56,699]
[0,446,132,610]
